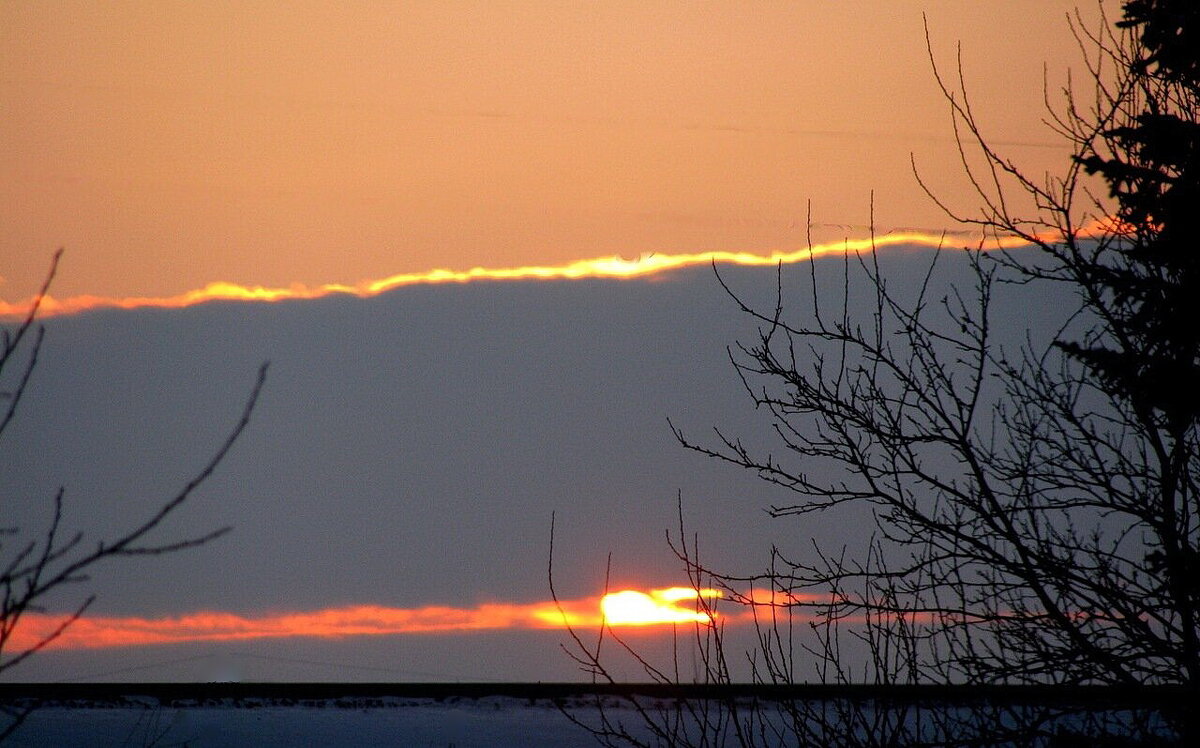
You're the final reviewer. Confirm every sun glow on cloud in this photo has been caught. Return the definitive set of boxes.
[5,588,784,651]
[600,587,721,625]
[0,231,1055,320]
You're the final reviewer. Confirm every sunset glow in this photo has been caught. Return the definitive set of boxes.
[6,588,735,651]
[600,587,721,625]
[0,231,1056,320]
[0,585,836,652]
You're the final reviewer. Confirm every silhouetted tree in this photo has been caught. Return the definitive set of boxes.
[561,1,1197,745]
[899,0,1200,687]
[0,252,267,738]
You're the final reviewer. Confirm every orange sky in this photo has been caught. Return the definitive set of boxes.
[2,2,1097,305]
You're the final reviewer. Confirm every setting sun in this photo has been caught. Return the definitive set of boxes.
[599,587,722,626]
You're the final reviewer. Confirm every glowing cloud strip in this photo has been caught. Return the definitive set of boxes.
[0,230,1049,320]
[6,588,740,651]
[600,587,721,625]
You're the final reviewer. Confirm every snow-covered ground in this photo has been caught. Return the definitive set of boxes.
[3,690,1180,746]
[6,696,611,747]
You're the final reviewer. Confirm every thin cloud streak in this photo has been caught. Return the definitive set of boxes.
[9,602,579,651]
[9,589,821,651]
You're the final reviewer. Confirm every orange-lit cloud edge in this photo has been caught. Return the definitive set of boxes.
[9,588,814,652]
[0,230,1063,321]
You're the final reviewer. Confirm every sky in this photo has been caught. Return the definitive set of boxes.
[1,1,1095,307]
[1,2,1100,682]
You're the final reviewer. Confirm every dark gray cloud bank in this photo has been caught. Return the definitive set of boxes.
[1,248,1071,681]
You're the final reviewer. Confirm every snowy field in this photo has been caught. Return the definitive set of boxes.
[1,685,1182,746]
[5,696,607,747]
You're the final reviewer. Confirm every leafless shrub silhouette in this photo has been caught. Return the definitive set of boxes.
[0,251,268,739]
